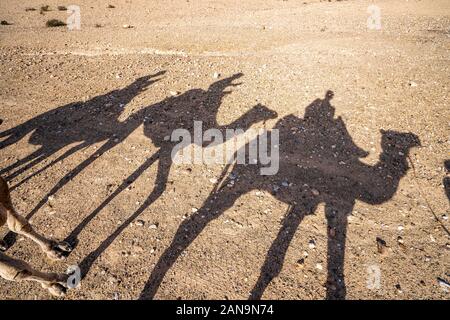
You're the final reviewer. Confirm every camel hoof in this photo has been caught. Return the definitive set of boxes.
[46,241,73,261]
[47,283,67,297]
[0,239,7,251]
[56,241,73,253]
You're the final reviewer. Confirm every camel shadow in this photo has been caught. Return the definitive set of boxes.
[74,73,278,278]
[1,72,277,274]
[138,90,421,300]
[0,72,166,247]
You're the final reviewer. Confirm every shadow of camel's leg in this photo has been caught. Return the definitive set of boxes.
[2,139,123,249]
[325,202,351,300]
[0,128,32,151]
[0,251,69,297]
[0,148,47,178]
[1,201,72,261]
[138,187,243,300]
[6,153,50,181]
[12,142,89,191]
[26,138,123,220]
[444,176,450,202]
[78,151,171,278]
[64,149,161,246]
[249,202,315,300]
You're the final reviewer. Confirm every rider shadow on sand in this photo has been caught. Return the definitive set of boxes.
[0,72,164,187]
[1,72,277,254]
[74,73,277,277]
[0,72,166,247]
[138,90,421,300]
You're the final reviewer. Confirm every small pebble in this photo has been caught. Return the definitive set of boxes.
[296,258,305,269]
[376,237,388,254]
[437,277,450,292]
[328,227,336,238]
[135,220,145,227]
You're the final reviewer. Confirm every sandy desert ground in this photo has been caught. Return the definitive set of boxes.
[0,0,449,299]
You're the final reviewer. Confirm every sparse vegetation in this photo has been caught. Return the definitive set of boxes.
[40,5,50,14]
[0,20,11,26]
[57,6,67,11]
[46,19,66,27]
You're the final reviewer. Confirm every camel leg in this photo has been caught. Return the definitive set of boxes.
[1,203,71,261]
[324,201,352,300]
[3,139,123,249]
[249,201,315,300]
[0,251,68,297]
[0,201,6,251]
[0,239,7,251]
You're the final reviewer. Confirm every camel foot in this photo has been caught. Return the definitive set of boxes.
[45,241,73,261]
[0,239,7,251]
[46,283,67,297]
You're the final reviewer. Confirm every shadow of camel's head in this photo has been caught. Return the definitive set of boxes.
[380,129,421,153]
[133,71,166,91]
[207,73,244,95]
